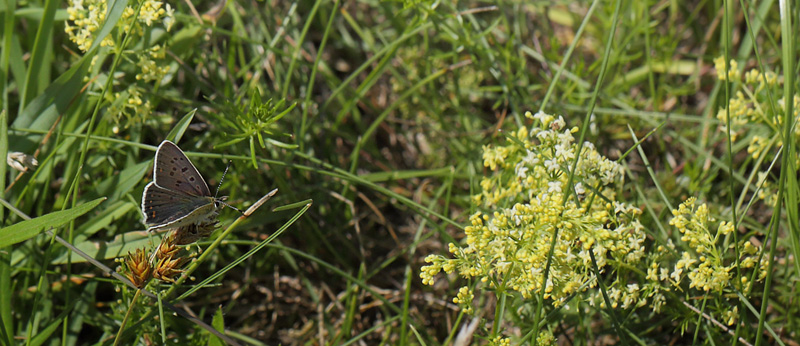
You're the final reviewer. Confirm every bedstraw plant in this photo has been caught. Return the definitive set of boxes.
[422,111,770,344]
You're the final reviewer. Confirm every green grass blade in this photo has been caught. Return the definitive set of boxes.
[18,0,58,111]
[165,108,197,144]
[0,197,105,248]
[52,227,149,265]
[208,307,225,346]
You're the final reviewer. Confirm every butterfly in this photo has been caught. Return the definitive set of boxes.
[141,140,224,232]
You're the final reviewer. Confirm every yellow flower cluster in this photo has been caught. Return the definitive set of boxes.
[534,330,555,346]
[65,0,178,130]
[712,56,799,205]
[65,0,115,52]
[421,111,647,311]
[65,0,175,53]
[136,45,171,82]
[713,57,741,81]
[106,87,153,129]
[139,0,168,27]
[488,336,511,346]
[713,58,800,155]
[484,330,554,346]
[452,286,474,314]
[663,198,767,324]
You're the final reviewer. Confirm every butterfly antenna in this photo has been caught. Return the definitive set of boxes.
[214,161,244,216]
[214,160,232,200]
[220,200,244,215]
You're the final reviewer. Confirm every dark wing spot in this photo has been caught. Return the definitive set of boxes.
[181,167,189,172]
[189,177,195,182]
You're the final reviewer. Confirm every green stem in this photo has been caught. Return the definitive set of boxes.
[491,291,507,339]
[114,289,143,346]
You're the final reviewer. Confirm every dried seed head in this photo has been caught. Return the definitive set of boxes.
[124,248,153,288]
[155,232,181,261]
[153,255,189,283]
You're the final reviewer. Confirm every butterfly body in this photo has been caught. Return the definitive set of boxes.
[141,140,223,232]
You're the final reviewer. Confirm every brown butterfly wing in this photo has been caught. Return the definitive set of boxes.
[141,182,215,228]
[152,140,211,197]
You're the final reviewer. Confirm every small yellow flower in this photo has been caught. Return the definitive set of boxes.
[489,336,511,346]
[163,4,176,31]
[713,57,740,81]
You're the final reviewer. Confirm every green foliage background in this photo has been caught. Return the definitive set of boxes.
[2,0,799,344]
